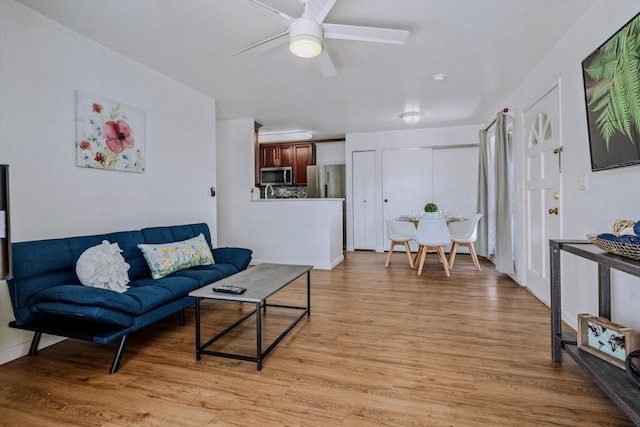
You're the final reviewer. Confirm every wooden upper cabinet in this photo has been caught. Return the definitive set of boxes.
[257,142,315,186]
[278,145,293,167]
[260,144,292,167]
[261,145,279,167]
[293,144,314,186]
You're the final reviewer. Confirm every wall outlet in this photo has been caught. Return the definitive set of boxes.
[578,174,588,190]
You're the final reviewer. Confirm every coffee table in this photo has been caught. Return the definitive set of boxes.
[189,263,312,370]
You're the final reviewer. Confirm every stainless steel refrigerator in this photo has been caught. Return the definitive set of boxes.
[306,164,346,199]
[307,164,346,247]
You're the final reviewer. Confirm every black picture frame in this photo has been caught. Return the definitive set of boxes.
[582,11,640,172]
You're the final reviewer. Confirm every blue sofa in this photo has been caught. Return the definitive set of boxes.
[7,223,252,373]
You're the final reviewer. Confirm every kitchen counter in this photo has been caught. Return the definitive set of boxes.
[236,197,344,270]
[251,198,345,202]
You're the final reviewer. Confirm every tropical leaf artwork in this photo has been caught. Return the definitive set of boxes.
[583,14,640,151]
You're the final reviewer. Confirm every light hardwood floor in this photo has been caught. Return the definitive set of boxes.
[0,251,633,426]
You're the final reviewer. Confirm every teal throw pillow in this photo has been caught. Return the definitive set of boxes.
[138,233,214,279]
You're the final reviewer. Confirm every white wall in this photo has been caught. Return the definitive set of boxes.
[503,1,640,330]
[0,1,217,363]
[217,119,344,269]
[345,125,480,252]
[316,141,346,165]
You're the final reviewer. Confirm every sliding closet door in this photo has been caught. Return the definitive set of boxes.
[382,148,433,251]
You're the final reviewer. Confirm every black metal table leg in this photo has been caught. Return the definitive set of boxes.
[256,301,262,371]
[550,243,563,362]
[307,270,311,316]
[195,297,201,361]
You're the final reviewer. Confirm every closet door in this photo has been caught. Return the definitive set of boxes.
[432,146,478,218]
[382,148,433,251]
[352,150,376,250]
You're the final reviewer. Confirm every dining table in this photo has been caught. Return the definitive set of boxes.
[395,215,469,269]
[395,214,468,228]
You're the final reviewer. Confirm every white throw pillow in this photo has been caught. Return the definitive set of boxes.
[76,240,130,293]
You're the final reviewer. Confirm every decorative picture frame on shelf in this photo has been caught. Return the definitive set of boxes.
[578,314,640,369]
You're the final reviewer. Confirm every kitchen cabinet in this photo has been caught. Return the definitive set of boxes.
[293,144,313,186]
[259,142,314,186]
[261,144,291,167]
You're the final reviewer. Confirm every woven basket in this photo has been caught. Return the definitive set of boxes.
[587,234,640,261]
[612,219,636,236]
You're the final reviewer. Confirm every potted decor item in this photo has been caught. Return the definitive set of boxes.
[424,202,439,217]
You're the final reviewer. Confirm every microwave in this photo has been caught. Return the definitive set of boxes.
[261,167,293,186]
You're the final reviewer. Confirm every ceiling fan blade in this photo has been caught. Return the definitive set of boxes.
[232,31,289,56]
[308,0,336,23]
[323,23,409,44]
[248,0,294,27]
[316,49,337,78]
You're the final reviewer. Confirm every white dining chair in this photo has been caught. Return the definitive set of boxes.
[384,216,416,268]
[448,213,483,271]
[414,217,452,277]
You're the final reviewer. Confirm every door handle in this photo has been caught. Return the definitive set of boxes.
[384,199,388,203]
[548,207,559,215]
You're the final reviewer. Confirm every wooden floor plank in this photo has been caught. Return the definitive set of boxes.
[0,252,633,426]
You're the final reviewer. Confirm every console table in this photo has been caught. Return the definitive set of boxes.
[550,240,640,425]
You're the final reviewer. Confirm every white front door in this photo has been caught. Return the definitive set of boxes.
[524,85,562,304]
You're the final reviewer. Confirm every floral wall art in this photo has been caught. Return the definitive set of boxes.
[75,90,145,173]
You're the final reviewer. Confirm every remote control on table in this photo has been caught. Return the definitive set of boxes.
[213,285,246,294]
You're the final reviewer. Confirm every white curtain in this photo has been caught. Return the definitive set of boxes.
[494,112,515,274]
[476,129,489,258]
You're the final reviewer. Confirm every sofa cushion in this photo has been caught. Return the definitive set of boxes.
[137,234,214,279]
[127,276,202,303]
[169,264,232,286]
[32,302,134,327]
[107,230,149,280]
[141,223,213,246]
[34,285,142,314]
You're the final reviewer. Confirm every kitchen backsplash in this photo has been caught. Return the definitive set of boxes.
[260,186,308,199]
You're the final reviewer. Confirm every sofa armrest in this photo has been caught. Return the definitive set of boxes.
[212,247,252,271]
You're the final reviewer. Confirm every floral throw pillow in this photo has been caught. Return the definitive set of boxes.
[76,240,130,293]
[138,233,214,279]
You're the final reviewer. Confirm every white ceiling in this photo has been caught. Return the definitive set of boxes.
[16,0,596,139]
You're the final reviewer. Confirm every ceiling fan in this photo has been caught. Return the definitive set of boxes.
[233,0,410,77]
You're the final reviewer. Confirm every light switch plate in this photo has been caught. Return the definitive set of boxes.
[578,174,588,190]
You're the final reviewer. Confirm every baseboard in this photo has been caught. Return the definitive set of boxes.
[0,334,66,365]
[250,256,343,270]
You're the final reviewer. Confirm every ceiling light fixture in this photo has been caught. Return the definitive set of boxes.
[289,18,323,58]
[259,130,313,143]
[400,111,424,124]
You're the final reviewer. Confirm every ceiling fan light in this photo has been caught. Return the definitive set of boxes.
[289,18,323,58]
[400,111,424,124]
[290,35,322,58]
